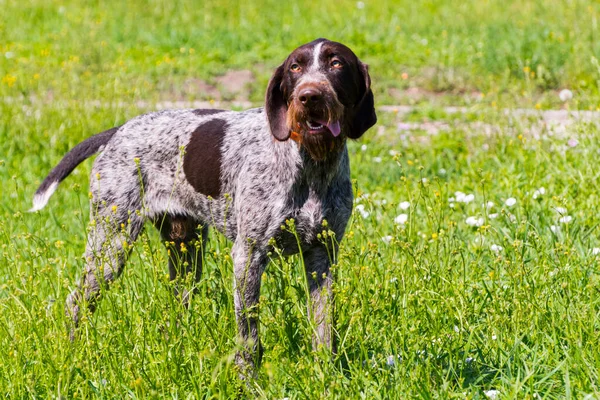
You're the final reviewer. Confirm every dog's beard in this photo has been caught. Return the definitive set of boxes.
[286,99,345,161]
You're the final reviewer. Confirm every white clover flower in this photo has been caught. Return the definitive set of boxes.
[355,204,370,219]
[486,201,495,209]
[504,197,517,207]
[5,51,14,59]
[554,207,567,214]
[593,248,600,255]
[395,214,408,225]
[491,334,497,340]
[439,168,447,175]
[484,389,500,400]
[551,225,560,233]
[559,89,573,102]
[490,244,503,252]
[361,144,367,151]
[373,157,382,163]
[489,213,498,219]
[454,191,475,203]
[532,187,546,199]
[399,201,410,210]
[382,235,393,244]
[559,215,572,223]
[466,216,484,227]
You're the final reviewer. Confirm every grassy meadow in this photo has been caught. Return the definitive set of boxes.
[2,0,600,397]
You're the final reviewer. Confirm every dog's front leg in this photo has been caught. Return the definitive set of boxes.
[231,237,267,377]
[303,245,336,354]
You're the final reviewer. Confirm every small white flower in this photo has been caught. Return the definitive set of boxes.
[466,216,484,227]
[489,213,498,219]
[551,225,560,233]
[593,248,600,255]
[361,144,368,151]
[465,357,474,363]
[486,201,495,209]
[491,334,497,340]
[449,203,455,208]
[484,389,500,400]
[389,150,398,156]
[382,235,393,244]
[567,138,579,147]
[399,201,410,210]
[490,244,503,252]
[439,168,447,175]
[504,197,517,207]
[5,51,14,59]
[532,187,546,199]
[455,191,475,203]
[559,89,573,102]
[356,1,365,9]
[454,325,460,333]
[389,277,398,283]
[373,157,382,163]
[395,214,408,225]
[554,207,567,214]
[559,215,572,223]
[421,178,428,183]
[355,204,370,219]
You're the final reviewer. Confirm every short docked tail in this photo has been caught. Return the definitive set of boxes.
[30,127,120,212]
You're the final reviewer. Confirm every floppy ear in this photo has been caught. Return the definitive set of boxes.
[347,62,377,140]
[265,64,291,141]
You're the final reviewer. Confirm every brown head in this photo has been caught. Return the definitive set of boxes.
[265,38,377,161]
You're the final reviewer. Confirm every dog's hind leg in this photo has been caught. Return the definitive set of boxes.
[156,215,207,307]
[65,206,144,338]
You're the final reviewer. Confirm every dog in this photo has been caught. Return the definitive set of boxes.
[31,38,376,373]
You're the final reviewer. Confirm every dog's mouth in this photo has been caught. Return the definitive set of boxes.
[304,119,341,137]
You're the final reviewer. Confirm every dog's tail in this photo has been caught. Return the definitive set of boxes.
[30,126,120,212]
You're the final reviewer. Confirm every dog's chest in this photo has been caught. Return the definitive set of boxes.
[275,185,329,250]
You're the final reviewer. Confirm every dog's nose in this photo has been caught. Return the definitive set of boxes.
[298,88,323,106]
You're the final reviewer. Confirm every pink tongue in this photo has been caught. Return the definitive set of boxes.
[318,120,341,137]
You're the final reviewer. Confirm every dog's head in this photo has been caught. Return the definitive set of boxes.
[266,38,377,160]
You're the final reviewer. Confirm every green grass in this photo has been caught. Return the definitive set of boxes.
[2,0,600,398]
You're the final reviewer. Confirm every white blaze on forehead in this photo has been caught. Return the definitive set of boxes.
[310,41,324,71]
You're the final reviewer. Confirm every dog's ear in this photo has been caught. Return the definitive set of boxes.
[265,64,290,141]
[347,62,377,140]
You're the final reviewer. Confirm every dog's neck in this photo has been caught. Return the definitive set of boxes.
[299,139,348,189]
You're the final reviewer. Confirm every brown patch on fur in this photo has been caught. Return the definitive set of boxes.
[168,217,188,240]
[183,119,228,198]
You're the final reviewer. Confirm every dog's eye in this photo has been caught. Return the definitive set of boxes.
[290,63,301,72]
[331,59,343,68]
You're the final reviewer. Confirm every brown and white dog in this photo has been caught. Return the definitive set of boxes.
[31,38,376,374]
